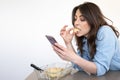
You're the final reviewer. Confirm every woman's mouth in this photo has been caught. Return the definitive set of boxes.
[73,28,81,33]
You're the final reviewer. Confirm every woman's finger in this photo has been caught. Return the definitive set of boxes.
[60,25,68,36]
[54,43,65,51]
[60,25,68,32]
[62,25,68,30]
[67,28,74,34]
[52,45,65,57]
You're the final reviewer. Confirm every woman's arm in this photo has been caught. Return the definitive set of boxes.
[65,42,76,53]
[53,43,97,75]
[72,54,97,74]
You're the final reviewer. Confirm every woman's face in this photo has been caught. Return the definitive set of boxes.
[74,9,91,37]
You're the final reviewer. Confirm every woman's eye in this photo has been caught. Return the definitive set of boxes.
[80,17,86,21]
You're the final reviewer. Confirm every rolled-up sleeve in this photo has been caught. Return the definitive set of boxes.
[93,26,116,76]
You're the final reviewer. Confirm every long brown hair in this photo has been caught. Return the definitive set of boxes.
[72,2,119,59]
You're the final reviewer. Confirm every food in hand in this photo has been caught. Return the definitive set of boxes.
[46,67,64,78]
[73,28,80,33]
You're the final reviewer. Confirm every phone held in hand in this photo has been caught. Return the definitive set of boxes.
[45,35,57,45]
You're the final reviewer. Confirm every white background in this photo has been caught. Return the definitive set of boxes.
[0,0,120,80]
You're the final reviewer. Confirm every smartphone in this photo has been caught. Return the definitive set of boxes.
[45,35,57,45]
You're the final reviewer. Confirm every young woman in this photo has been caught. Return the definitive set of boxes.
[52,2,120,76]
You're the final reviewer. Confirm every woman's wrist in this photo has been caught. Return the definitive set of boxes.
[65,42,72,49]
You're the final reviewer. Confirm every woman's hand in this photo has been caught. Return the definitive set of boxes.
[60,25,75,45]
[52,43,77,62]
[52,43,97,75]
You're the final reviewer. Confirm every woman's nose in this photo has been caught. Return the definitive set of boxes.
[76,18,80,22]
[74,20,80,27]
[75,18,80,24]
[75,24,79,27]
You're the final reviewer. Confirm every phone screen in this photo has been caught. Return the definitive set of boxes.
[45,35,57,45]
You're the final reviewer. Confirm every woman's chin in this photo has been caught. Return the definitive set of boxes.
[76,33,83,37]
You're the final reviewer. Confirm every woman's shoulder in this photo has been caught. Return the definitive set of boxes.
[97,25,114,36]
[97,25,116,40]
[98,25,113,32]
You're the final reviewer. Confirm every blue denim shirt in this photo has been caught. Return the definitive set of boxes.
[73,25,120,76]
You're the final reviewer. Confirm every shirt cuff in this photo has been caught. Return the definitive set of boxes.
[94,62,107,76]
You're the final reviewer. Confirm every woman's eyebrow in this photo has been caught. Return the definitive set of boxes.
[74,14,83,17]
[80,15,84,17]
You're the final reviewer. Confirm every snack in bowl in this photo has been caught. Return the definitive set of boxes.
[37,62,73,80]
[46,67,64,78]
[73,28,80,33]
